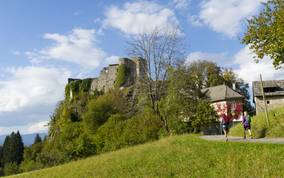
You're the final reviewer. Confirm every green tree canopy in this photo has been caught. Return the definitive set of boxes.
[2,131,24,165]
[33,134,42,145]
[242,0,284,67]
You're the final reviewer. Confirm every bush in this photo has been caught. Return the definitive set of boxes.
[82,90,127,134]
[94,114,127,152]
[58,122,96,159]
[121,108,163,145]
[20,160,43,172]
[80,78,93,92]
[93,108,163,153]
[70,81,81,94]
[115,64,129,88]
[3,162,19,176]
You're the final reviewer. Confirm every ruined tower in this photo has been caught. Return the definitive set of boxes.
[88,57,147,92]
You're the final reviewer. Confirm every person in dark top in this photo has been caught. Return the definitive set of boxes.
[242,111,252,139]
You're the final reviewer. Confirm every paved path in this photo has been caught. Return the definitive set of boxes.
[201,135,284,144]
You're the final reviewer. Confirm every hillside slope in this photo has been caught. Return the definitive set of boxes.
[10,135,284,178]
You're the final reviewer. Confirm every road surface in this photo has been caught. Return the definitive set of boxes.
[201,135,284,144]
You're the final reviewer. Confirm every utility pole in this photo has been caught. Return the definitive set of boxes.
[260,74,270,127]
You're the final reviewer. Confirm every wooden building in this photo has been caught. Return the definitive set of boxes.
[253,80,284,114]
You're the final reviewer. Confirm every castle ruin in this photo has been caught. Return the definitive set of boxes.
[68,57,147,92]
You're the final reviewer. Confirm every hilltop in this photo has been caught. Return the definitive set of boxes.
[9,135,284,178]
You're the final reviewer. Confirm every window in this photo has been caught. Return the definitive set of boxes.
[263,87,278,93]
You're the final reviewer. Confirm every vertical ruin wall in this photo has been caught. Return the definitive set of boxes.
[89,57,147,92]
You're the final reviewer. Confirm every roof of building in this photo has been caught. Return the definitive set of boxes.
[202,85,244,102]
[253,80,284,97]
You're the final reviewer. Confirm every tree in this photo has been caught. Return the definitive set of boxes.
[0,146,3,166]
[82,90,128,134]
[185,61,254,115]
[127,27,184,132]
[2,132,24,165]
[163,65,217,133]
[33,134,42,145]
[242,0,284,67]
[186,60,225,92]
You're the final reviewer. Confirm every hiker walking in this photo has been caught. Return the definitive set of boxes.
[242,111,252,139]
[221,113,231,142]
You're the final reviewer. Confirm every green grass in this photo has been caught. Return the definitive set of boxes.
[231,107,284,138]
[9,135,284,178]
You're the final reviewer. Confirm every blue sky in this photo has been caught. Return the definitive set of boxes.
[0,0,283,135]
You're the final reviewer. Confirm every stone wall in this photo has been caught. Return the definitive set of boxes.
[132,57,147,80]
[90,64,119,91]
[255,96,284,114]
[90,57,147,92]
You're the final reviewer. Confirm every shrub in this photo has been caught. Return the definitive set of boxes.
[20,160,43,172]
[70,80,81,94]
[82,90,127,134]
[93,114,127,152]
[121,108,163,145]
[115,64,129,88]
[80,78,93,92]
[3,162,19,176]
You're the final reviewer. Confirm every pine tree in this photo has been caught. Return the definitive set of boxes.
[2,131,24,165]
[0,145,3,167]
[15,131,24,164]
[33,134,42,145]
[2,134,12,165]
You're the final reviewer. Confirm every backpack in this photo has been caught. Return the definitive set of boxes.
[244,115,251,126]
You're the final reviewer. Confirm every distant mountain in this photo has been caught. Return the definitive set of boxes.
[0,133,47,146]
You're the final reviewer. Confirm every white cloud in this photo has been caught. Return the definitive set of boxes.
[0,66,70,113]
[234,46,284,83]
[26,120,48,134]
[0,66,70,133]
[194,0,267,37]
[104,55,120,65]
[0,120,48,135]
[103,1,180,35]
[173,0,190,9]
[186,51,229,66]
[26,28,107,68]
[186,47,284,84]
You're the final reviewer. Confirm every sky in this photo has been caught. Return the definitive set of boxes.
[0,0,283,135]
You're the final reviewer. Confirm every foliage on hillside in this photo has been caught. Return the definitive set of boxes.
[4,60,253,176]
[8,135,284,178]
[114,64,130,88]
[231,107,284,138]
[65,79,93,101]
[0,132,24,176]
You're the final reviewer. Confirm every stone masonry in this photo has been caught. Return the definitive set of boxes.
[68,57,147,92]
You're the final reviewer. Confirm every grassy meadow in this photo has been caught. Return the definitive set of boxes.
[231,107,284,138]
[9,135,284,178]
